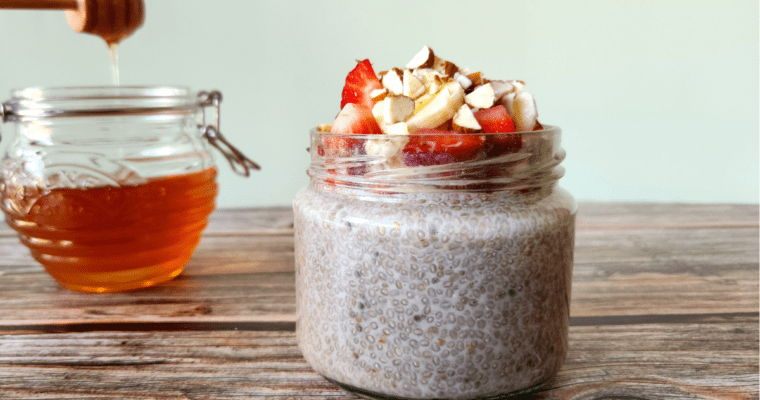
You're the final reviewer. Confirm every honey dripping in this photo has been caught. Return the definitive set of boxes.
[0,0,144,85]
[108,42,120,86]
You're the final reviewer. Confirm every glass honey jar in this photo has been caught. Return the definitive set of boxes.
[0,86,257,293]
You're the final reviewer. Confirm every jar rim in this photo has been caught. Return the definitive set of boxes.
[9,86,193,101]
[310,124,561,137]
[2,86,198,122]
[308,125,565,195]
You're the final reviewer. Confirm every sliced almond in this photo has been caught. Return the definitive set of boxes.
[406,45,436,69]
[370,88,388,102]
[414,68,442,87]
[465,83,496,109]
[382,68,404,95]
[406,81,465,131]
[433,57,458,77]
[512,91,538,132]
[466,71,483,87]
[489,80,514,100]
[384,95,415,125]
[453,72,472,90]
[403,69,427,99]
[452,104,481,133]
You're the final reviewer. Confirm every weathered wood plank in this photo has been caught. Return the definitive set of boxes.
[576,202,758,229]
[0,226,756,325]
[1,203,757,238]
[0,315,756,399]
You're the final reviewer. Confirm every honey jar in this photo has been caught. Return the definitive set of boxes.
[0,86,257,293]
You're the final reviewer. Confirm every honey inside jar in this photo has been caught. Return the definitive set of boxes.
[2,167,218,293]
[0,86,239,293]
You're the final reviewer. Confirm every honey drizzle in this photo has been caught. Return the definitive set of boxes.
[108,42,120,86]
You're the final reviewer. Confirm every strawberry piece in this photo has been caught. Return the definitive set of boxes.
[340,59,383,111]
[402,130,485,166]
[324,103,382,156]
[474,106,522,156]
[474,105,515,133]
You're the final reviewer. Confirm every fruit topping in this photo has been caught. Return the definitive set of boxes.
[406,81,465,131]
[341,59,383,111]
[474,105,521,156]
[326,46,546,170]
[474,105,515,133]
[402,130,485,166]
[325,103,382,156]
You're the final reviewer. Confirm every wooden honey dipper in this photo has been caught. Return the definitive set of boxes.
[0,0,144,44]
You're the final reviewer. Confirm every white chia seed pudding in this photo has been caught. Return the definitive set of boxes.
[294,183,575,398]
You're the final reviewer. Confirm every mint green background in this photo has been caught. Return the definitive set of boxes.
[0,0,757,207]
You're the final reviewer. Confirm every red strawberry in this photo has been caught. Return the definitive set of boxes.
[340,59,382,111]
[474,105,515,133]
[402,130,485,166]
[474,106,521,156]
[324,103,382,156]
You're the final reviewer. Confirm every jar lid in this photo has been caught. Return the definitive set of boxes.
[0,86,261,176]
[1,86,197,122]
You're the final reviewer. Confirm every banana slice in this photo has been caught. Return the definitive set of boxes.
[406,81,465,131]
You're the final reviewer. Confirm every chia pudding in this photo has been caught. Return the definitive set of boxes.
[294,47,575,399]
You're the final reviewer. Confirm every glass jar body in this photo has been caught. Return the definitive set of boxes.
[0,87,217,293]
[294,127,575,399]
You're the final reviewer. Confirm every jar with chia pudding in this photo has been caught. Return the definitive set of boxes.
[294,125,575,398]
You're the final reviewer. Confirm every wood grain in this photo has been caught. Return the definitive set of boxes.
[0,203,757,399]
[0,205,756,326]
[0,315,755,399]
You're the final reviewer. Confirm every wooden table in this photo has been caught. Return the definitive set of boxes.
[0,203,757,399]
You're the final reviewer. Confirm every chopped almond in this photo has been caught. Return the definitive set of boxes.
[384,95,415,125]
[452,104,481,133]
[403,69,427,99]
[406,46,436,69]
[465,83,496,109]
[513,91,538,131]
[382,68,404,95]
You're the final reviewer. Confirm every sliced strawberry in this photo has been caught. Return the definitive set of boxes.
[474,106,521,156]
[474,105,516,133]
[340,59,383,111]
[324,103,382,156]
[402,130,485,166]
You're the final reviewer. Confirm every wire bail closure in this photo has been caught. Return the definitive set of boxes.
[198,90,260,177]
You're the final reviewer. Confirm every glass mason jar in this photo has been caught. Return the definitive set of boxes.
[0,86,257,293]
[294,127,575,399]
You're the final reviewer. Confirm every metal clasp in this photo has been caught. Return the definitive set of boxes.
[198,90,260,177]
[0,102,12,142]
